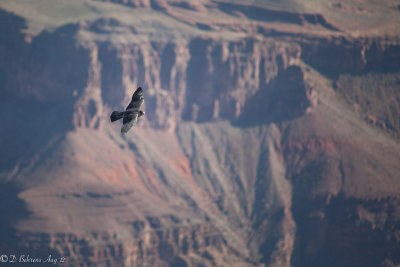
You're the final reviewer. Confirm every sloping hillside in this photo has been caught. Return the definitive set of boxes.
[0,1,400,266]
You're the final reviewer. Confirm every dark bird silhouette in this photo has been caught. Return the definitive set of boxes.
[110,87,145,134]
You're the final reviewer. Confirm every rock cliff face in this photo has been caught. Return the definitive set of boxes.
[1,1,400,266]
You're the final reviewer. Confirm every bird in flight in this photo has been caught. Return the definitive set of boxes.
[110,87,145,134]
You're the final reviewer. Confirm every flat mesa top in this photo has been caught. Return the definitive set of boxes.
[0,0,399,41]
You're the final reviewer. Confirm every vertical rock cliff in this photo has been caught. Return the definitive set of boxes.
[1,1,400,266]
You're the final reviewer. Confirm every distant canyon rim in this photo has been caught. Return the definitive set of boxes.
[0,1,400,266]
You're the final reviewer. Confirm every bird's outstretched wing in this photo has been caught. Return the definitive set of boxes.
[121,110,138,134]
[126,87,144,110]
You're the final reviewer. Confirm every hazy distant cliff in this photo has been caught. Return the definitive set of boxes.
[1,1,400,266]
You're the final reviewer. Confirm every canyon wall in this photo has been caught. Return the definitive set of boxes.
[1,1,400,266]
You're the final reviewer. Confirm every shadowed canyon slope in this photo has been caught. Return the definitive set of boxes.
[0,0,400,266]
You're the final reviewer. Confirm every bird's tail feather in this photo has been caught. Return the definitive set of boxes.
[110,111,124,122]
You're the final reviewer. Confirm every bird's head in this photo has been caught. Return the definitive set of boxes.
[139,110,145,117]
